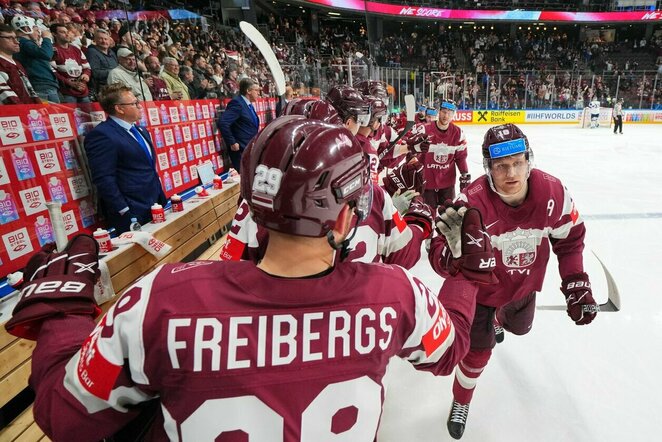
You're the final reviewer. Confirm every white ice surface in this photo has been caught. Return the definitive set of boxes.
[377,124,662,442]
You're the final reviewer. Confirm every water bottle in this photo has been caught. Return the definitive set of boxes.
[129,217,142,231]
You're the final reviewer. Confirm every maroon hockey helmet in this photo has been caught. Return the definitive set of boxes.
[306,100,342,125]
[481,124,534,190]
[365,96,388,126]
[325,85,372,126]
[283,98,342,125]
[481,124,531,162]
[282,98,314,117]
[241,116,371,237]
[354,80,389,105]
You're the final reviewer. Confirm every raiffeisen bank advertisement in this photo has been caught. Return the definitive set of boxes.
[303,0,662,22]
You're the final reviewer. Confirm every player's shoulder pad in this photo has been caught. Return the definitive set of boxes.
[530,168,565,198]
[463,175,489,199]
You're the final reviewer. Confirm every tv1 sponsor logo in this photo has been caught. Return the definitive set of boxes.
[2,227,34,260]
[147,107,161,125]
[68,175,90,200]
[187,106,196,121]
[19,186,47,216]
[35,147,62,175]
[0,116,28,145]
[62,209,79,234]
[202,104,210,119]
[453,110,473,123]
[0,157,10,186]
[49,114,75,139]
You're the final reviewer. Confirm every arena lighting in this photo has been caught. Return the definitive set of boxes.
[300,0,662,23]
[328,11,340,15]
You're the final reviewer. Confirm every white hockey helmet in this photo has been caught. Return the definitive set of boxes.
[11,15,35,34]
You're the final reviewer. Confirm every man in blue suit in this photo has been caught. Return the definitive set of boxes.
[84,83,166,233]
[217,78,260,172]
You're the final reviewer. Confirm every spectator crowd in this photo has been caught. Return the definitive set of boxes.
[0,0,660,109]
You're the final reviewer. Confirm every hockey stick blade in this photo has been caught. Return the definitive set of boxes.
[378,94,416,160]
[239,22,286,96]
[537,251,621,312]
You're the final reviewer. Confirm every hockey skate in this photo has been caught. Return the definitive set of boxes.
[447,399,470,440]
[494,318,505,344]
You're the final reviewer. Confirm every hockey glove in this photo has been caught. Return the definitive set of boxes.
[435,200,468,258]
[403,196,433,239]
[459,173,471,191]
[5,234,101,340]
[561,273,598,325]
[437,202,497,284]
[382,157,426,196]
[406,132,431,153]
[391,189,418,215]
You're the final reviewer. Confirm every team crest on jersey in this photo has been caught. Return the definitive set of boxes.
[433,151,449,163]
[500,228,541,268]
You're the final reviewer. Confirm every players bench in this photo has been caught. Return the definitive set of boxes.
[0,182,240,441]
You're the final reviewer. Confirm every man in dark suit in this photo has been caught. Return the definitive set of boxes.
[84,83,166,233]
[217,78,260,172]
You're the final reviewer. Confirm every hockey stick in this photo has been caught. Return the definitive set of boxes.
[378,94,416,160]
[239,21,287,111]
[537,251,621,312]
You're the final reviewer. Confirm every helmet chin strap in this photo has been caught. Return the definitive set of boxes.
[326,219,360,262]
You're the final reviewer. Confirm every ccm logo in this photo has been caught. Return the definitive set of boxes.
[21,280,86,297]
[479,257,496,269]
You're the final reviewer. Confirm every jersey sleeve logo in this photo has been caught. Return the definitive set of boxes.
[77,321,122,400]
[570,203,579,225]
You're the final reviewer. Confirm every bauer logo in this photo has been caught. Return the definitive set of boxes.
[0,117,27,145]
[2,227,34,260]
[49,114,74,138]
[19,186,46,215]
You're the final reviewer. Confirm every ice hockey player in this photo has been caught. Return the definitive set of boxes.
[405,99,471,207]
[428,123,599,439]
[588,99,601,128]
[219,115,432,269]
[5,117,497,441]
[354,81,402,172]
[324,84,372,136]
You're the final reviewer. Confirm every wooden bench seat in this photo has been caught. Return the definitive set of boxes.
[0,183,239,441]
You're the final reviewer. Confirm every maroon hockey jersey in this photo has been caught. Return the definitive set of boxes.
[220,185,423,268]
[0,56,41,105]
[408,122,468,190]
[429,169,586,307]
[51,44,91,97]
[30,259,478,441]
[373,123,404,171]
